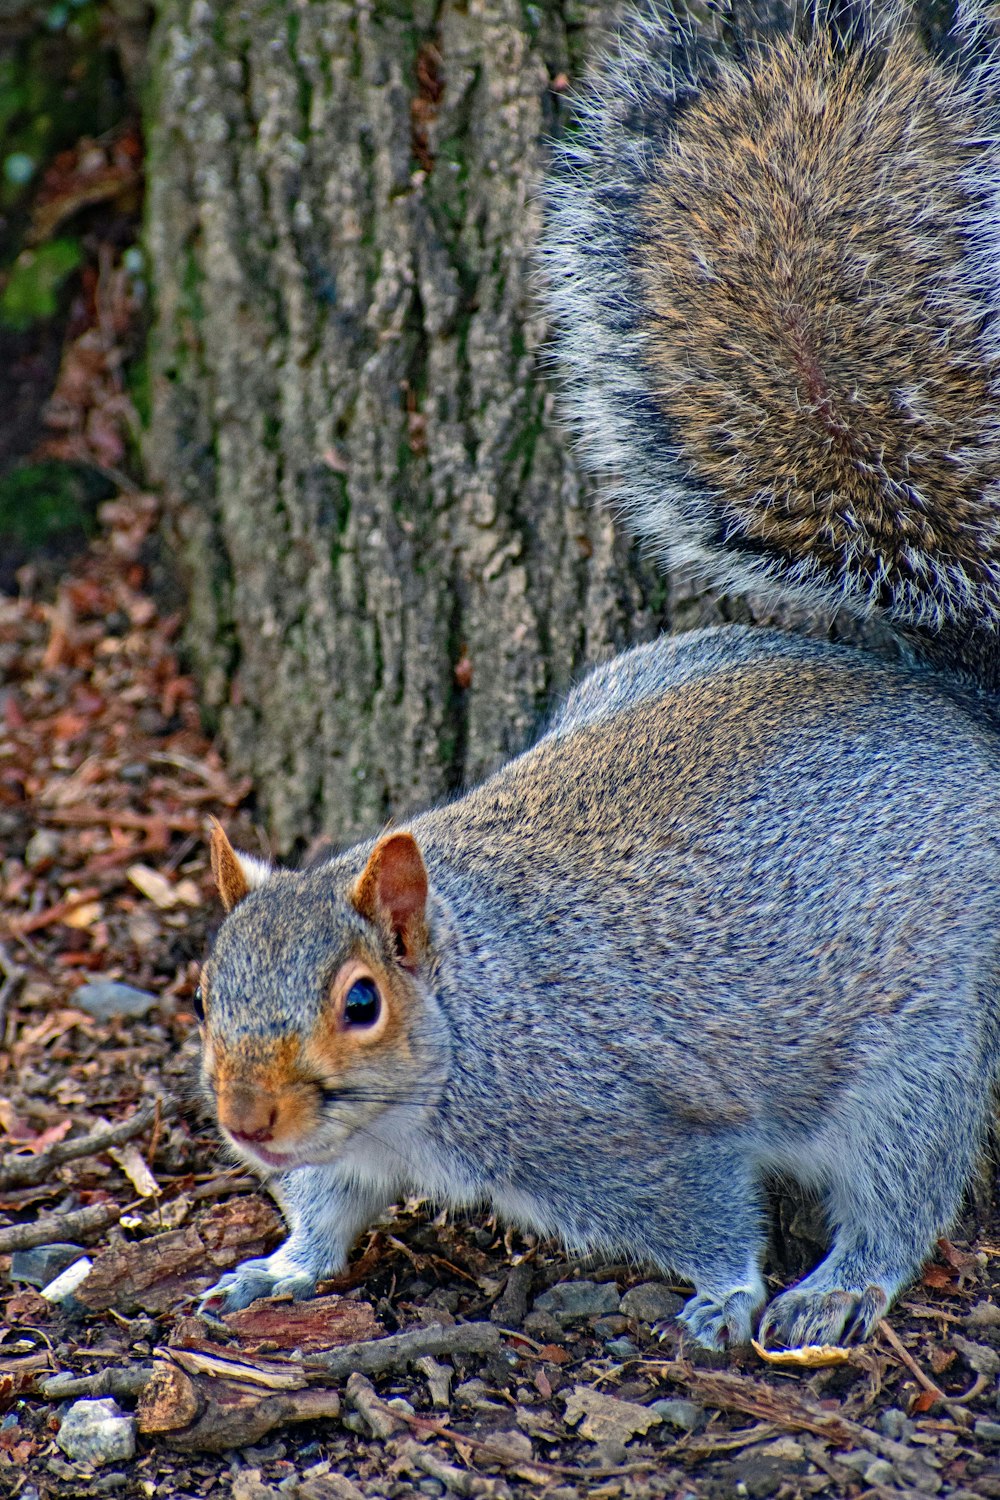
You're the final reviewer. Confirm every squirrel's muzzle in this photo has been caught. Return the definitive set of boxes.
[217,1083,281,1145]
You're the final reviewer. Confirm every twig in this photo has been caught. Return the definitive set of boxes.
[0,1097,176,1188]
[8,888,101,936]
[658,1359,937,1475]
[0,943,26,1033]
[0,1201,121,1254]
[879,1322,973,1425]
[309,1320,501,1379]
[39,1365,153,1402]
[878,1321,947,1404]
[36,807,201,833]
[400,1416,658,1479]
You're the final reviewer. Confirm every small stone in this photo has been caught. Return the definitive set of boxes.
[534,1279,620,1323]
[74,981,158,1020]
[10,1244,84,1288]
[752,1438,805,1463]
[974,1420,1000,1445]
[839,1449,880,1474]
[619,1282,685,1323]
[522,1310,563,1342]
[864,1460,897,1487]
[723,1454,794,1499]
[649,1398,704,1433]
[879,1408,914,1441]
[453,1378,504,1411]
[56,1399,136,1466]
[593,1315,629,1338]
[24,830,60,868]
[593,1438,627,1466]
[604,1337,639,1359]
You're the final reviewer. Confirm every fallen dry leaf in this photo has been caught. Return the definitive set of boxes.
[751,1339,852,1368]
[108,1143,159,1198]
[127,864,197,909]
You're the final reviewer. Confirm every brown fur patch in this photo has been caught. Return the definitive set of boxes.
[210,820,250,912]
[213,1035,321,1147]
[302,959,415,1080]
[638,31,1000,620]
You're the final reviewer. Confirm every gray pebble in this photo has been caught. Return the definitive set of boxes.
[56,1399,136,1466]
[878,1408,915,1441]
[649,1398,704,1433]
[24,830,60,868]
[864,1460,898,1487]
[522,1310,563,1342]
[10,1244,84,1288]
[619,1282,685,1323]
[839,1449,880,1474]
[720,1454,790,1498]
[593,1316,627,1339]
[974,1420,1000,1445]
[534,1280,620,1322]
[604,1337,640,1359]
[74,981,158,1020]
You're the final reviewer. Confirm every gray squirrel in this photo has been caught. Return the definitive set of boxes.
[196,0,1000,1351]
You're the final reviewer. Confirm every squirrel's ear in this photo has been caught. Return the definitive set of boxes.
[210,819,272,912]
[352,831,428,970]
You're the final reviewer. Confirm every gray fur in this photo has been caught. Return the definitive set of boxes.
[202,631,1000,1348]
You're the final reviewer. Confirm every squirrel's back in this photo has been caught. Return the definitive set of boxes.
[541,0,1000,685]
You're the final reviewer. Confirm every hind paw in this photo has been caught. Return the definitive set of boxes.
[758,1284,887,1350]
[670,1286,760,1350]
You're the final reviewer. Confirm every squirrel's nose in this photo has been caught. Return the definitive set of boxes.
[230,1120,276,1145]
[218,1087,279,1144]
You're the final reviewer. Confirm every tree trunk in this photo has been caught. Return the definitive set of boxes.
[144,0,684,853]
[144,0,931,854]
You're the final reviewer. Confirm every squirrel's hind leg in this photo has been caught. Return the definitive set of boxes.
[640,1145,767,1350]
[759,1037,991,1349]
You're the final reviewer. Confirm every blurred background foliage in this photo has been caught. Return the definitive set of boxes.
[0,0,147,582]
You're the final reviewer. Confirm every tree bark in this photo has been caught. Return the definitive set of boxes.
[144,0,688,852]
[144,0,924,853]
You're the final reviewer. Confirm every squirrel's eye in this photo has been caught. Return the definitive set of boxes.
[192,985,204,1023]
[343,977,381,1028]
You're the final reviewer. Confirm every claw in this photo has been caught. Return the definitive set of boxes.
[196,1254,318,1314]
[759,1284,888,1350]
[675,1286,760,1350]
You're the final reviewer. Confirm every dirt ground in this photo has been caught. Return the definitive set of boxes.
[1,509,999,1500]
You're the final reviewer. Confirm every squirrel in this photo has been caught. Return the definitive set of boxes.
[196,0,1000,1352]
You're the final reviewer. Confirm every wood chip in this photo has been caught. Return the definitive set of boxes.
[76,1196,281,1313]
[223,1292,380,1353]
[563,1386,662,1443]
[163,1344,307,1390]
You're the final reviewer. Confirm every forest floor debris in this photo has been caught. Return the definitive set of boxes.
[1,518,1000,1498]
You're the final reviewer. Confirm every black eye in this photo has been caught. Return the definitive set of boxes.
[343,977,381,1028]
[192,985,204,1023]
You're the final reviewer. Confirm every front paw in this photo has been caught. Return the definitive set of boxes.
[198,1253,319,1314]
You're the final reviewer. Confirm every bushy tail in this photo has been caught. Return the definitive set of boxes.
[541,0,1000,688]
